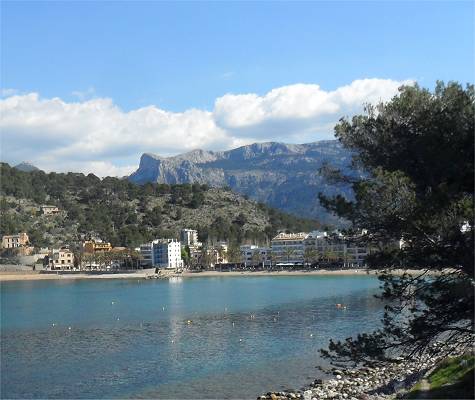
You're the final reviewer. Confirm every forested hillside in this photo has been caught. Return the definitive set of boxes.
[0,163,320,249]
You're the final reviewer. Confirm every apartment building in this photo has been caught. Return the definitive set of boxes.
[271,232,307,265]
[50,247,75,270]
[2,232,29,249]
[306,231,346,260]
[240,245,272,267]
[140,239,183,269]
[305,230,370,266]
[139,243,153,266]
[180,229,199,246]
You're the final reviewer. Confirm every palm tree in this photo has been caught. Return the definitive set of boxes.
[267,251,274,270]
[283,247,296,268]
[251,251,261,268]
[304,247,318,268]
[226,244,241,265]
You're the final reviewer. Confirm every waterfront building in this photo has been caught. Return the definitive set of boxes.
[305,231,346,261]
[180,229,198,246]
[50,247,75,270]
[140,239,183,269]
[240,244,258,266]
[1,232,29,249]
[83,240,112,253]
[305,230,370,266]
[211,242,229,265]
[271,232,308,265]
[268,231,372,267]
[40,205,60,215]
[139,243,153,266]
[240,245,272,267]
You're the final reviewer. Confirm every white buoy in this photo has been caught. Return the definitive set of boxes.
[117,317,120,321]
[52,323,56,327]
[310,333,314,337]
[68,326,71,330]
[111,301,115,305]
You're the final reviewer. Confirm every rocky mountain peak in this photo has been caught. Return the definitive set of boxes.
[129,140,358,225]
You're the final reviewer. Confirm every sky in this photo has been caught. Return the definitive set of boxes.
[1,1,473,177]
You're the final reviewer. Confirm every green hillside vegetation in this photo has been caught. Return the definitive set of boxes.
[0,163,320,249]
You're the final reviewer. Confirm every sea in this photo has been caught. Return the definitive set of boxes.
[1,275,383,399]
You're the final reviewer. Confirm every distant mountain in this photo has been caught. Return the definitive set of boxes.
[14,162,41,173]
[129,140,361,225]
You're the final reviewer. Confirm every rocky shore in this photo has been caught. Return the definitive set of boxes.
[258,344,461,400]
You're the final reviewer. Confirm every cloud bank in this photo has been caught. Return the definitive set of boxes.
[0,78,413,177]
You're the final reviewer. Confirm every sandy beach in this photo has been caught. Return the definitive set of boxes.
[0,268,436,282]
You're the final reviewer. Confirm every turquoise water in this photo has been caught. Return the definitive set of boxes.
[1,275,383,399]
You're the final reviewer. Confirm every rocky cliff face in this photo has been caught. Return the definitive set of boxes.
[129,140,359,225]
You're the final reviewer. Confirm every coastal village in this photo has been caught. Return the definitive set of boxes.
[1,204,375,273]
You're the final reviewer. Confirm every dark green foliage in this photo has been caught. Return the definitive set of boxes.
[0,163,318,248]
[320,82,474,364]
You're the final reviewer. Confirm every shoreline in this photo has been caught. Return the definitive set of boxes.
[0,268,435,282]
[259,344,464,400]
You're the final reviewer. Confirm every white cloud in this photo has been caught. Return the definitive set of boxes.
[0,88,19,97]
[71,86,96,101]
[0,78,413,177]
[213,79,414,138]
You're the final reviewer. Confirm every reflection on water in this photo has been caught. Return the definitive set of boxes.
[1,276,383,399]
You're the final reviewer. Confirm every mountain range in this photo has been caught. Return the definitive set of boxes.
[14,162,41,173]
[129,140,360,225]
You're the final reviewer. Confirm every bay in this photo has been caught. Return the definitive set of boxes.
[1,275,383,399]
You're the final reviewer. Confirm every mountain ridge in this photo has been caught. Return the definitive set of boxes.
[129,140,358,225]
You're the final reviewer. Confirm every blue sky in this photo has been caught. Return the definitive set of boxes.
[1,1,473,175]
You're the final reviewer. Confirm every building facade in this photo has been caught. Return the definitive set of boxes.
[40,205,60,215]
[50,247,75,270]
[271,232,307,265]
[305,231,370,266]
[83,240,112,253]
[180,229,199,246]
[139,243,153,266]
[140,239,183,269]
[2,232,29,249]
[240,245,272,267]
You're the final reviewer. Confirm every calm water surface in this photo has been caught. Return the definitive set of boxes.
[1,275,383,399]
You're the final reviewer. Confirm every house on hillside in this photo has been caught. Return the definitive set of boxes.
[40,205,60,215]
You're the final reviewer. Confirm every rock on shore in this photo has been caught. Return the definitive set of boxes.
[258,343,462,400]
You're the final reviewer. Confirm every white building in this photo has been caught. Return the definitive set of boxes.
[305,231,346,261]
[180,229,198,246]
[140,239,183,269]
[271,232,307,265]
[240,245,272,267]
[40,205,60,215]
[305,230,370,266]
[267,231,371,267]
